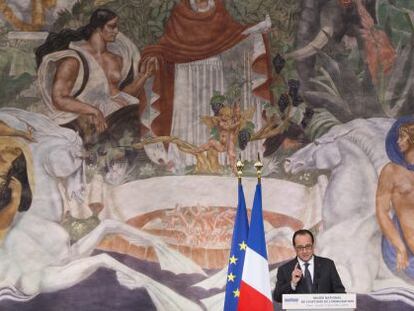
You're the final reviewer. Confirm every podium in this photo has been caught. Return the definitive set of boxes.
[282,293,356,311]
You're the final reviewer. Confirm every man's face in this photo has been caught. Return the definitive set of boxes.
[190,0,214,12]
[294,233,314,262]
[0,146,21,190]
[0,146,21,170]
[398,130,412,154]
[100,17,119,42]
[196,0,209,9]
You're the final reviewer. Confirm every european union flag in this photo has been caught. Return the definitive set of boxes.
[223,183,249,311]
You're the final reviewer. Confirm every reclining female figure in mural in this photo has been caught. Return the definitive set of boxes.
[0,108,203,310]
[35,8,157,146]
[377,117,414,279]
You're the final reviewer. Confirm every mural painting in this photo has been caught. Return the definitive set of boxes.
[0,0,414,310]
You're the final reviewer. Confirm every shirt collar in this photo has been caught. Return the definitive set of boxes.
[297,256,314,267]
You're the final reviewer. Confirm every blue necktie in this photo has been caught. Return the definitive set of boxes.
[304,262,313,293]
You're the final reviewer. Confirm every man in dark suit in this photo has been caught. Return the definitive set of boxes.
[273,229,345,302]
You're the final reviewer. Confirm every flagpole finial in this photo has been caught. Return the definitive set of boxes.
[254,153,263,183]
[236,155,244,183]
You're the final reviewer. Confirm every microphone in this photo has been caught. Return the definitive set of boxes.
[314,275,320,293]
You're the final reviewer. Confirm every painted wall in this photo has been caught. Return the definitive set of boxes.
[0,0,413,310]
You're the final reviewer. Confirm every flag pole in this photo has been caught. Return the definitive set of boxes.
[236,154,244,184]
[254,153,263,184]
[224,155,249,310]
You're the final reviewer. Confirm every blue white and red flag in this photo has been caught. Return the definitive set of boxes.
[238,183,273,311]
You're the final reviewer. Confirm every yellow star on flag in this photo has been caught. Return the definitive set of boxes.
[227,272,236,282]
[233,288,240,297]
[229,255,238,264]
[239,241,247,251]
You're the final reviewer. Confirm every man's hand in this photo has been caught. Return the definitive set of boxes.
[146,57,158,77]
[140,56,158,79]
[24,126,36,142]
[396,244,409,271]
[291,262,302,286]
[242,14,271,35]
[89,108,107,133]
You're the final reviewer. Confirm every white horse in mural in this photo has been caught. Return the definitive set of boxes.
[0,108,203,310]
[286,119,389,229]
[285,118,413,293]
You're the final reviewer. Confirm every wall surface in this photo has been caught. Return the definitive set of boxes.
[0,0,413,310]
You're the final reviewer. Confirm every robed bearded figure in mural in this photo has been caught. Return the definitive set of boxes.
[377,118,414,279]
[140,0,272,170]
[35,8,158,146]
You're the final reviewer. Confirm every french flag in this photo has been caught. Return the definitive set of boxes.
[238,183,273,311]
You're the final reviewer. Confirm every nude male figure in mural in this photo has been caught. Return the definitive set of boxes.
[376,122,414,271]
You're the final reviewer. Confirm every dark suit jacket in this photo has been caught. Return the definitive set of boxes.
[273,255,345,302]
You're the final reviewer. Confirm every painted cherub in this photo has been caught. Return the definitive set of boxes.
[196,101,255,173]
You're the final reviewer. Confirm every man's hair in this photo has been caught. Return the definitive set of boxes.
[399,123,414,145]
[292,229,314,246]
[35,8,118,67]
[0,153,32,212]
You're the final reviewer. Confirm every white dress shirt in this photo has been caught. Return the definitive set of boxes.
[298,256,315,282]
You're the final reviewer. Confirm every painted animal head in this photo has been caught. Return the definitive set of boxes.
[285,138,342,174]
